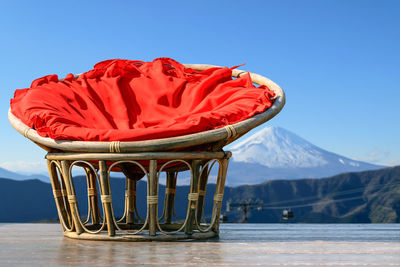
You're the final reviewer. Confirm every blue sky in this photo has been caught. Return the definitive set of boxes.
[0,0,399,174]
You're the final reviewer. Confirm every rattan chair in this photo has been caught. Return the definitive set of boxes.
[8,63,285,241]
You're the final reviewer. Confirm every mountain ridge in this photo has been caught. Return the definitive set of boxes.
[0,166,399,223]
[223,165,400,223]
[0,166,48,182]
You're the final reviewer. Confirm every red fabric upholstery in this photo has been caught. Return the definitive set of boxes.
[10,58,275,142]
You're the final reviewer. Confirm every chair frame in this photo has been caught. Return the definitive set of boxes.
[8,64,285,241]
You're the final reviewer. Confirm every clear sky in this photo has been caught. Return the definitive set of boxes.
[0,0,399,174]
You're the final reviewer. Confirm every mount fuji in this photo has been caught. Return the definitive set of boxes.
[225,126,384,186]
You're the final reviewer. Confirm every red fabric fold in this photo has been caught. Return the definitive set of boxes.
[10,58,275,142]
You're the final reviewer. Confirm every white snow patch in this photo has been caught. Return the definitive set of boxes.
[349,161,360,167]
[230,127,328,168]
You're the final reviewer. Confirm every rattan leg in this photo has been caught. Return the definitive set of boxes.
[57,169,73,227]
[148,160,158,236]
[85,168,100,225]
[61,160,84,234]
[212,158,229,233]
[126,178,136,224]
[99,161,115,236]
[185,160,201,235]
[164,171,177,224]
[196,163,209,224]
[47,160,68,231]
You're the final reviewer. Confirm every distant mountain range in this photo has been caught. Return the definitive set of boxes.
[0,167,48,182]
[223,166,400,223]
[226,127,384,186]
[1,166,399,223]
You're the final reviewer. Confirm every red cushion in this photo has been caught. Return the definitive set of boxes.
[10,58,275,142]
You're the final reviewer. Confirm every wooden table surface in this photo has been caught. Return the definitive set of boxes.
[0,223,399,266]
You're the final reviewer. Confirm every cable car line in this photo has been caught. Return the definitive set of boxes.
[227,180,400,209]
[223,180,400,222]
[259,195,366,210]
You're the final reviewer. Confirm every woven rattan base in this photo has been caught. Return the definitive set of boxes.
[46,151,230,241]
[64,229,218,241]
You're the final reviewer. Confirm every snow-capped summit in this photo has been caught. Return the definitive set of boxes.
[225,126,383,186]
[230,126,329,168]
